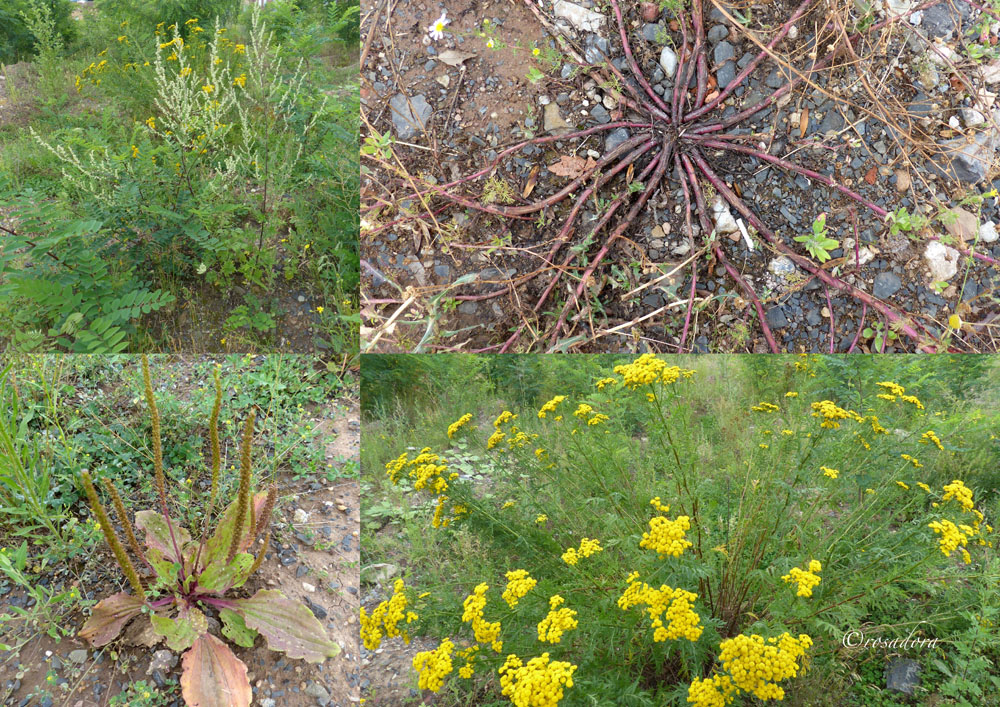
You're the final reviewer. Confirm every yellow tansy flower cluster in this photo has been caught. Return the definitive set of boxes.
[488,430,507,449]
[810,400,861,428]
[640,513,692,558]
[561,537,602,566]
[781,560,822,597]
[538,396,567,418]
[613,354,695,390]
[502,569,537,608]
[920,430,944,450]
[901,454,922,468]
[537,595,578,643]
[573,403,593,419]
[687,674,738,707]
[717,632,813,701]
[929,519,969,559]
[360,579,417,650]
[876,381,906,397]
[595,377,617,390]
[784,391,798,398]
[447,413,473,439]
[618,574,704,642]
[942,479,974,511]
[413,638,454,692]
[495,410,517,427]
[821,466,839,479]
[458,644,479,678]
[499,653,577,707]
[751,402,780,413]
[462,583,502,651]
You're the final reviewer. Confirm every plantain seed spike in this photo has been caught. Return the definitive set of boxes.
[248,529,270,577]
[82,472,144,597]
[102,477,147,568]
[141,355,168,513]
[254,485,278,545]
[227,409,255,563]
[209,365,222,506]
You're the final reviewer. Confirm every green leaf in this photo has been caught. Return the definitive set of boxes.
[202,492,268,569]
[197,553,253,594]
[231,589,340,663]
[151,606,208,652]
[220,608,258,648]
[148,548,179,589]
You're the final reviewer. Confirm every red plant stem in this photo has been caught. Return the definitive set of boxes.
[454,139,657,304]
[685,0,814,122]
[692,0,709,110]
[823,283,836,353]
[693,138,999,266]
[548,141,672,345]
[599,49,671,122]
[500,150,666,351]
[848,303,867,353]
[674,157,699,350]
[679,153,780,352]
[610,0,672,117]
[691,137,887,217]
[673,12,691,124]
[689,148,934,351]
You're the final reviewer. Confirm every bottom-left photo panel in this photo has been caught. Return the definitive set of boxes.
[0,355,360,707]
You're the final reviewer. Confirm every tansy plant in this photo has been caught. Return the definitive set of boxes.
[79,357,338,707]
[363,354,997,705]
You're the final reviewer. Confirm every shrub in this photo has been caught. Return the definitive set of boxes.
[0,0,75,64]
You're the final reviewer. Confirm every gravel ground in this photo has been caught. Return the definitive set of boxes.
[361,0,1000,352]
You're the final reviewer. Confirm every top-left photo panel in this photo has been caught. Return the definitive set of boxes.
[0,0,359,354]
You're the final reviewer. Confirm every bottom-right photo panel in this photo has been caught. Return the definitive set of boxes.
[358,355,999,706]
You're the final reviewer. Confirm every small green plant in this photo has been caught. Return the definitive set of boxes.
[886,206,929,238]
[794,212,839,263]
[361,129,396,162]
[108,679,178,707]
[79,356,338,707]
[482,176,515,205]
[0,541,81,640]
[862,320,899,351]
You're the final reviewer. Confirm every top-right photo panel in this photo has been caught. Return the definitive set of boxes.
[360,0,1000,354]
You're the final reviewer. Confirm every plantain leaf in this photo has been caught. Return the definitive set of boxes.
[180,633,252,707]
[151,605,208,652]
[219,608,257,648]
[197,553,253,594]
[231,589,341,663]
[79,593,145,647]
[135,511,192,564]
[202,492,267,568]
[148,548,179,589]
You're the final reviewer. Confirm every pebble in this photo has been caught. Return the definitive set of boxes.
[924,241,960,282]
[543,103,573,134]
[659,47,678,78]
[873,272,902,299]
[942,207,978,240]
[68,649,88,664]
[303,582,317,592]
[980,221,999,243]
[388,93,432,140]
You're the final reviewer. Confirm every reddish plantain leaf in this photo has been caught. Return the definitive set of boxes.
[79,593,145,647]
[231,589,341,663]
[135,511,192,564]
[181,633,251,707]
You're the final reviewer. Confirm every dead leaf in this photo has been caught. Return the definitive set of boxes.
[625,162,635,184]
[523,165,540,199]
[548,155,597,179]
[438,50,476,67]
[436,74,450,89]
[864,166,877,185]
[799,107,809,138]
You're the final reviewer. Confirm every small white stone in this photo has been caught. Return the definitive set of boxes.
[293,508,310,524]
[659,46,678,79]
[948,115,961,129]
[788,25,799,39]
[711,196,738,234]
[302,582,316,593]
[960,107,985,127]
[924,241,960,282]
[980,220,999,243]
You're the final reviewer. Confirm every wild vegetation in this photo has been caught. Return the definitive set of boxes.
[361,354,1000,706]
[0,0,359,353]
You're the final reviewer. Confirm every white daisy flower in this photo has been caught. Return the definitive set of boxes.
[428,11,450,41]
